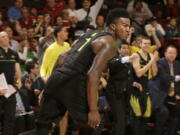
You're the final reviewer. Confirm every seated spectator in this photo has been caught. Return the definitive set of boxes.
[18,7,35,28]
[127,0,153,25]
[127,0,153,36]
[22,60,40,88]
[33,13,45,38]
[75,0,104,27]
[17,27,38,72]
[43,0,66,24]
[55,15,63,26]
[30,7,38,18]
[15,60,41,134]
[23,60,42,96]
[61,9,73,27]
[96,15,105,31]
[66,0,78,23]
[165,17,180,38]
[7,0,23,22]
[18,38,28,62]
[145,17,166,38]
[44,12,52,26]
[25,27,38,60]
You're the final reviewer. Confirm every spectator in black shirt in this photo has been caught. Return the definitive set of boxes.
[22,60,43,107]
[105,41,142,135]
[165,18,180,38]
[0,31,22,135]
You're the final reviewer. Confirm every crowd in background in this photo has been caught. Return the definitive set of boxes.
[0,0,180,135]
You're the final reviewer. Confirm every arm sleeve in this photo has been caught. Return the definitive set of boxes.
[20,47,28,61]
[91,0,104,11]
[15,51,20,63]
[90,0,104,26]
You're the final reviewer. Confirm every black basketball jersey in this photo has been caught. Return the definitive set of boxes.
[135,52,152,90]
[59,31,112,75]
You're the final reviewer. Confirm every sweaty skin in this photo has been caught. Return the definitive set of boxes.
[87,35,116,128]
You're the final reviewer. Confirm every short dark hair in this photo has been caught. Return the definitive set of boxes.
[165,42,178,52]
[119,40,129,49]
[25,60,37,74]
[106,8,130,26]
[54,25,63,38]
[149,16,157,22]
[133,0,142,8]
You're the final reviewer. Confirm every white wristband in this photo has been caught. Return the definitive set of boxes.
[133,82,137,87]
[175,76,180,82]
[121,56,130,63]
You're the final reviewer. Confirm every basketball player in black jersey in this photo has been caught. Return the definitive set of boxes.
[36,8,131,135]
[131,36,159,135]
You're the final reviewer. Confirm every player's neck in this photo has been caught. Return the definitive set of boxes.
[107,29,117,40]
[140,50,148,59]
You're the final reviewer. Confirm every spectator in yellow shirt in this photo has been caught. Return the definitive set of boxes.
[40,26,70,81]
[130,29,161,54]
[40,26,70,135]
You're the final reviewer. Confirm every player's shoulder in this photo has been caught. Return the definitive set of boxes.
[93,35,115,50]
[132,52,141,61]
[133,52,140,57]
